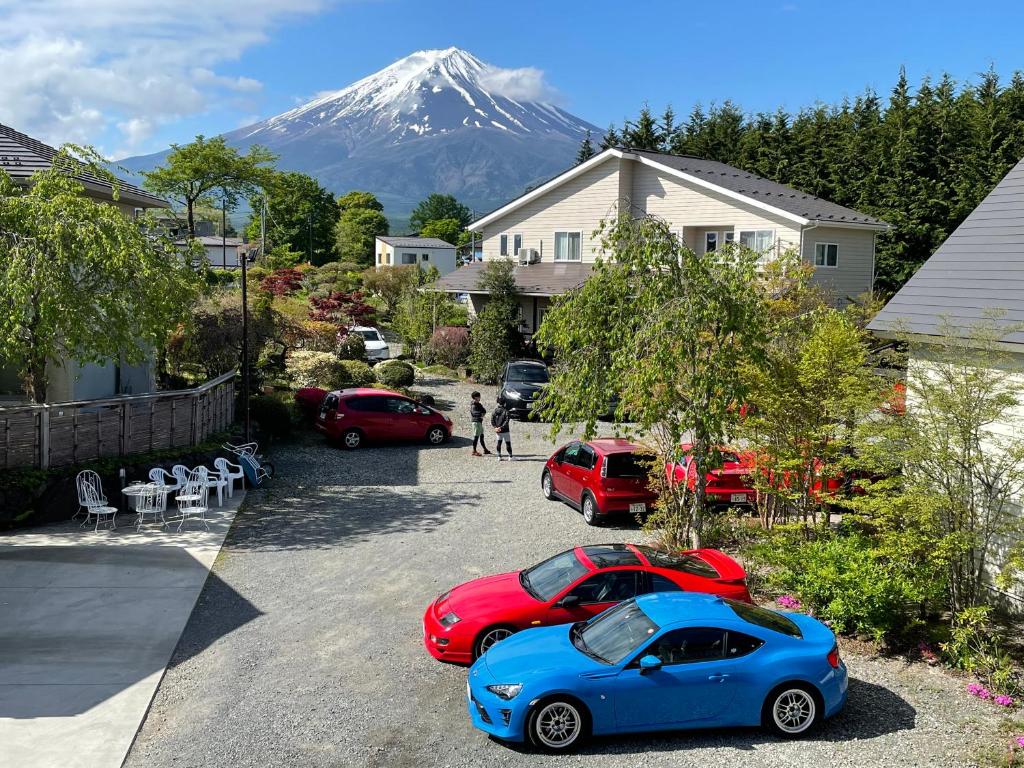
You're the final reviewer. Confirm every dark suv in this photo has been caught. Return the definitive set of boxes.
[497,360,549,419]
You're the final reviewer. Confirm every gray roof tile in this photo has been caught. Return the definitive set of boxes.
[869,156,1024,345]
[0,122,168,208]
[377,236,455,249]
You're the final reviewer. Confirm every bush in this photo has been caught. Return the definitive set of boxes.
[425,326,470,368]
[338,332,366,361]
[375,359,415,388]
[285,351,351,389]
[250,395,292,441]
[340,359,374,387]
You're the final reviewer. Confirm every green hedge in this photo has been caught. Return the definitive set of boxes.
[375,359,415,388]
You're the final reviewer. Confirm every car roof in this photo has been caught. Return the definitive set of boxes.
[507,359,547,367]
[331,387,403,398]
[575,543,645,569]
[349,325,379,332]
[634,591,735,625]
[587,438,645,455]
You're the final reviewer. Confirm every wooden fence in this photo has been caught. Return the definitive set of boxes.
[0,371,236,470]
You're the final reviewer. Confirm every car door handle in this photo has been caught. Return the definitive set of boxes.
[707,674,730,682]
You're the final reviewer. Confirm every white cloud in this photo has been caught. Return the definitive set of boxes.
[477,65,561,104]
[0,0,326,157]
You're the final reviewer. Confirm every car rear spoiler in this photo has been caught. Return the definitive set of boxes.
[690,548,747,583]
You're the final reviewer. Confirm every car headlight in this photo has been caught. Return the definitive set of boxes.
[486,684,523,700]
[439,611,460,628]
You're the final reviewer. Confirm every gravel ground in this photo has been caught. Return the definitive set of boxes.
[125,377,1003,768]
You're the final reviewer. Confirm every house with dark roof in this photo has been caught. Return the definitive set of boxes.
[869,156,1024,609]
[375,235,456,276]
[433,146,888,333]
[0,123,170,402]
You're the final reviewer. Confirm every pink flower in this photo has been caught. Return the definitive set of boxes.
[967,683,992,700]
[777,595,802,610]
[1015,735,1024,748]
[994,695,1014,707]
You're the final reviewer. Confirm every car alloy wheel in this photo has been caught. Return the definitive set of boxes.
[771,688,816,734]
[427,426,447,445]
[476,627,513,657]
[541,471,554,499]
[534,701,583,750]
[582,494,598,525]
[342,430,361,449]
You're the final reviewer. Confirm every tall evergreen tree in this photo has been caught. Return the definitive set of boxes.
[599,123,621,150]
[575,130,596,165]
[623,105,662,150]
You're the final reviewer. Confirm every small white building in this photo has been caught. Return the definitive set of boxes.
[176,236,251,269]
[375,236,457,276]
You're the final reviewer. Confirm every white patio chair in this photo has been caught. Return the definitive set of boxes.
[78,477,117,532]
[171,464,190,489]
[75,470,111,522]
[134,483,164,531]
[172,463,224,508]
[148,467,179,513]
[175,467,210,532]
[213,457,245,498]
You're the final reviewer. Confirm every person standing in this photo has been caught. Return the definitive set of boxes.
[470,391,491,456]
[491,399,513,461]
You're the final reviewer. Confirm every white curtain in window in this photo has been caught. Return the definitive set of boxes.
[554,232,581,261]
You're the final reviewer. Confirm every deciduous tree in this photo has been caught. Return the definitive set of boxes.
[409,193,471,232]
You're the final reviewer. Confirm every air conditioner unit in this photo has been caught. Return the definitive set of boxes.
[518,248,540,265]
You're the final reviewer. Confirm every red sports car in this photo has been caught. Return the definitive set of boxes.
[667,443,758,506]
[542,438,658,525]
[422,543,751,664]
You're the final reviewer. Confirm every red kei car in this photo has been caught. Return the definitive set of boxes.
[423,543,751,664]
[542,438,658,525]
[315,388,452,449]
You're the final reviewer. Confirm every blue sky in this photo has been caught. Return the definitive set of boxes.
[3,0,1024,158]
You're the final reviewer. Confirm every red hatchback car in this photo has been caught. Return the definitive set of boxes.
[542,438,658,525]
[422,543,751,664]
[315,388,452,449]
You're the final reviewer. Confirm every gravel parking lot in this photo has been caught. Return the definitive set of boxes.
[125,377,1002,768]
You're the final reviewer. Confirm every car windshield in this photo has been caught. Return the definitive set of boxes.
[573,599,659,665]
[604,452,653,478]
[355,330,381,342]
[519,550,588,601]
[632,545,720,578]
[726,598,802,638]
[508,364,549,384]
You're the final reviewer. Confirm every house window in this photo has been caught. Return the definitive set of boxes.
[554,231,581,261]
[724,231,735,243]
[377,252,383,264]
[739,230,774,252]
[513,234,523,256]
[401,252,417,265]
[705,232,718,253]
[421,253,429,262]
[815,242,839,267]
[499,234,508,256]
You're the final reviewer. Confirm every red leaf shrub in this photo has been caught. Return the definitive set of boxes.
[260,267,305,296]
[425,326,470,368]
[309,290,377,328]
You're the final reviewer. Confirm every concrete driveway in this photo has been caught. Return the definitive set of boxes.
[0,492,248,768]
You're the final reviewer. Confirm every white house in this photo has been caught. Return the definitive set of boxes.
[175,235,252,269]
[375,236,457,276]
[434,147,888,334]
[870,156,1024,609]
[0,122,170,403]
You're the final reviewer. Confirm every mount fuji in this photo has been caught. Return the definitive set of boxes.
[117,48,600,223]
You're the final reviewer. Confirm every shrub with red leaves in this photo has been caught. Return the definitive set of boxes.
[309,290,377,329]
[260,267,305,296]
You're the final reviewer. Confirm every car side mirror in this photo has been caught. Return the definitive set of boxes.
[638,655,662,674]
[556,594,580,609]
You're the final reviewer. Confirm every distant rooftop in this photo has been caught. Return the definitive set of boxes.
[0,122,169,208]
[377,235,455,249]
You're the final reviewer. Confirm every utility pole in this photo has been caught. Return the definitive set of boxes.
[221,198,227,268]
[308,210,313,264]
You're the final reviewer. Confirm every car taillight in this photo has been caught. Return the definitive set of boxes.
[827,646,840,669]
[600,459,607,478]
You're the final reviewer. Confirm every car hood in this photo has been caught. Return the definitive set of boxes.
[363,339,388,350]
[503,382,546,399]
[446,571,530,618]
[482,623,605,681]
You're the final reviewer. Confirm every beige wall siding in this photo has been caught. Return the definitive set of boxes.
[480,157,622,263]
[801,226,876,301]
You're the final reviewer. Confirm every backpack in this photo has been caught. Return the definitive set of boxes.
[491,406,507,428]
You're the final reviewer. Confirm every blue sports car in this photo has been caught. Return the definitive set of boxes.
[466,592,846,751]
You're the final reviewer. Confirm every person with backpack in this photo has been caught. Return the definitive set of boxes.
[491,399,513,461]
[469,391,491,457]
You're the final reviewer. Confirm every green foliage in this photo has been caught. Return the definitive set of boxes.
[0,150,202,402]
[536,214,769,548]
[337,191,384,213]
[335,207,388,265]
[339,359,374,387]
[250,394,292,441]
[418,217,462,245]
[246,170,339,265]
[262,245,303,270]
[285,351,350,389]
[614,69,1024,293]
[575,130,596,165]
[141,135,275,237]
[467,260,521,384]
[374,359,415,388]
[337,333,366,361]
[393,267,465,359]
[941,607,1022,697]
[748,526,938,643]
[361,265,419,316]
[302,261,362,298]
[409,193,471,232]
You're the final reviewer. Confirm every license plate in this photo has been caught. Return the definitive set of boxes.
[730,493,747,503]
[629,503,646,516]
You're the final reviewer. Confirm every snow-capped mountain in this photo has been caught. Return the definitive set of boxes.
[119,48,600,221]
